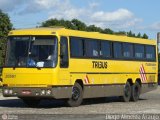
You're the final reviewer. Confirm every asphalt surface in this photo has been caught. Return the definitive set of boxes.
[0,87,160,120]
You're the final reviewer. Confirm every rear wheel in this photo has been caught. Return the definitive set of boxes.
[66,83,83,107]
[21,98,41,107]
[131,81,141,102]
[120,81,131,102]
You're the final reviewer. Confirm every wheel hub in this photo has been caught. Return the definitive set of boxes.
[72,87,80,101]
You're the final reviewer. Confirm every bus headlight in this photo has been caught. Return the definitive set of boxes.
[41,90,46,95]
[9,89,13,94]
[4,89,9,94]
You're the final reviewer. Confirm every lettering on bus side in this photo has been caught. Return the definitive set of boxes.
[92,61,108,69]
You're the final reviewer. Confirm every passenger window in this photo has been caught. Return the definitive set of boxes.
[100,41,111,58]
[85,40,99,57]
[146,46,156,60]
[70,37,83,57]
[123,43,133,58]
[135,45,145,59]
[60,37,69,68]
[113,42,122,58]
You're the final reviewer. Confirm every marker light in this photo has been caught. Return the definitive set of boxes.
[41,90,46,95]
[46,90,51,95]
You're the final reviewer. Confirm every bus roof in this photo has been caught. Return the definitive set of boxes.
[9,27,156,45]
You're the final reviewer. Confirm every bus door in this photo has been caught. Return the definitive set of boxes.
[59,36,70,84]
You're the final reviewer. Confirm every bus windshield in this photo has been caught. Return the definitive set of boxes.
[6,36,58,68]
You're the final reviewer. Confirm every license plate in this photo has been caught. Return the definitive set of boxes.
[21,90,31,95]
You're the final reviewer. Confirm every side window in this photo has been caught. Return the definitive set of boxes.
[70,37,83,57]
[146,46,156,60]
[135,44,145,59]
[60,37,69,68]
[100,41,111,58]
[123,43,133,58]
[113,42,122,58]
[85,40,99,57]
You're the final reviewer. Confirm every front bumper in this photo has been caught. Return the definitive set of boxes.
[3,87,53,98]
[2,86,72,99]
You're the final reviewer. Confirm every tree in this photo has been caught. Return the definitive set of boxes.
[0,10,12,66]
[127,30,136,37]
[102,28,114,34]
[86,25,103,32]
[136,33,141,38]
[142,33,148,39]
[41,18,87,30]
[115,31,126,36]
[41,18,149,39]
[41,19,64,27]
[71,19,87,31]
[0,10,12,37]
[127,31,133,37]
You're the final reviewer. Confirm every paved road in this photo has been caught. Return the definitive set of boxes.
[0,87,160,120]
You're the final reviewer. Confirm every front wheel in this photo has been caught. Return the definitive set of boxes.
[66,83,83,107]
[131,81,141,102]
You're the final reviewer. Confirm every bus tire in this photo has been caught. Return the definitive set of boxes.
[21,98,40,107]
[120,81,131,102]
[66,82,83,107]
[131,81,141,102]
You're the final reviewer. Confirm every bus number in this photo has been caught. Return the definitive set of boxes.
[5,74,16,78]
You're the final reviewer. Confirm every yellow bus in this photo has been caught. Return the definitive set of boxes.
[2,27,158,107]
[0,67,2,86]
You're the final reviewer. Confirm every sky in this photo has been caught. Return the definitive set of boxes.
[0,0,160,39]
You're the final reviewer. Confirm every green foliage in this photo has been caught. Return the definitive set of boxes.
[71,19,87,31]
[0,37,7,66]
[142,33,148,39]
[0,10,12,37]
[86,25,103,32]
[127,31,136,37]
[136,33,141,38]
[41,18,148,39]
[102,28,114,34]
[41,18,87,30]
[115,31,126,35]
[0,10,12,66]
